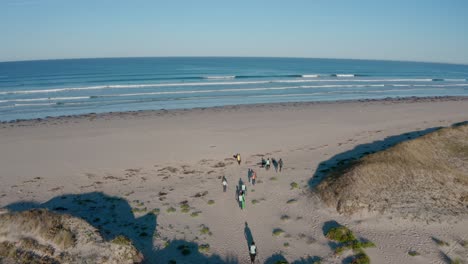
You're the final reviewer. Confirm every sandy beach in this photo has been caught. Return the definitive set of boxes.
[1,97,468,263]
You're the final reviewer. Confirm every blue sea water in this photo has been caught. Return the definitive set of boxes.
[0,57,467,121]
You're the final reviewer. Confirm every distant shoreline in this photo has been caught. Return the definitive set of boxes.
[2,95,467,126]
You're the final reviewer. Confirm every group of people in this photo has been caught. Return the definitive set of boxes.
[261,157,283,172]
[221,153,284,263]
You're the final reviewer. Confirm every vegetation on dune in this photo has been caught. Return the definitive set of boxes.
[0,209,143,263]
[325,226,356,243]
[352,252,370,264]
[111,235,132,246]
[198,243,210,253]
[316,123,468,219]
[325,223,375,263]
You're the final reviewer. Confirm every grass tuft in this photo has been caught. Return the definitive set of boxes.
[272,228,285,236]
[180,204,190,213]
[290,182,299,189]
[166,207,176,213]
[200,225,211,235]
[325,226,356,243]
[111,235,131,246]
[352,252,370,264]
[408,250,420,256]
[433,237,449,246]
[207,200,215,205]
[198,244,210,253]
[190,211,201,217]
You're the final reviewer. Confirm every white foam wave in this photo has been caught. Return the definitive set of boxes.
[392,84,411,87]
[14,103,56,107]
[204,76,235,79]
[0,78,462,95]
[302,74,319,78]
[335,74,355,77]
[93,84,386,98]
[443,79,466,82]
[0,96,88,103]
[414,84,468,87]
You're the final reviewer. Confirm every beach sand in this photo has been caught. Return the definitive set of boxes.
[1,97,468,263]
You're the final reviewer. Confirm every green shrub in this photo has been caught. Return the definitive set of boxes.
[200,225,211,235]
[190,211,200,217]
[325,226,356,243]
[111,235,131,246]
[180,204,190,213]
[207,200,215,205]
[408,251,420,256]
[352,252,370,264]
[166,207,176,213]
[198,244,210,253]
[290,182,299,189]
[272,228,284,236]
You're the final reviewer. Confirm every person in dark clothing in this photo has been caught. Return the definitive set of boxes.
[278,158,283,172]
[249,241,257,263]
[272,158,278,172]
[261,157,266,168]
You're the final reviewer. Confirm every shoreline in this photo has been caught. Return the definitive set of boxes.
[2,95,467,126]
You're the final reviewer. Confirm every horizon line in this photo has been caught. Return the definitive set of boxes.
[1,55,467,67]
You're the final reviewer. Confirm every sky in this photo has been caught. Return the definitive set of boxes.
[1,0,468,64]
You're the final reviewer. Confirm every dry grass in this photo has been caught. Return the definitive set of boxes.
[0,209,143,263]
[317,124,468,219]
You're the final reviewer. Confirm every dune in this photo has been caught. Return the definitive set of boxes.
[0,209,143,264]
[316,123,468,221]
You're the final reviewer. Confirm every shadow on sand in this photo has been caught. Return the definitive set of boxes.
[264,253,321,264]
[308,126,442,189]
[5,192,238,263]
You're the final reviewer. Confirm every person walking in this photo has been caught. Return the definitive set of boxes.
[249,241,257,263]
[241,191,246,209]
[241,182,246,196]
[251,170,257,185]
[236,153,241,165]
[222,177,228,192]
[265,158,270,170]
[239,190,244,209]
[278,158,283,172]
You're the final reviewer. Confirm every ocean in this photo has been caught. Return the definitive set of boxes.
[0,57,467,121]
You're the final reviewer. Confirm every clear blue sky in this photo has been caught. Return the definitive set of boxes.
[1,0,467,64]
